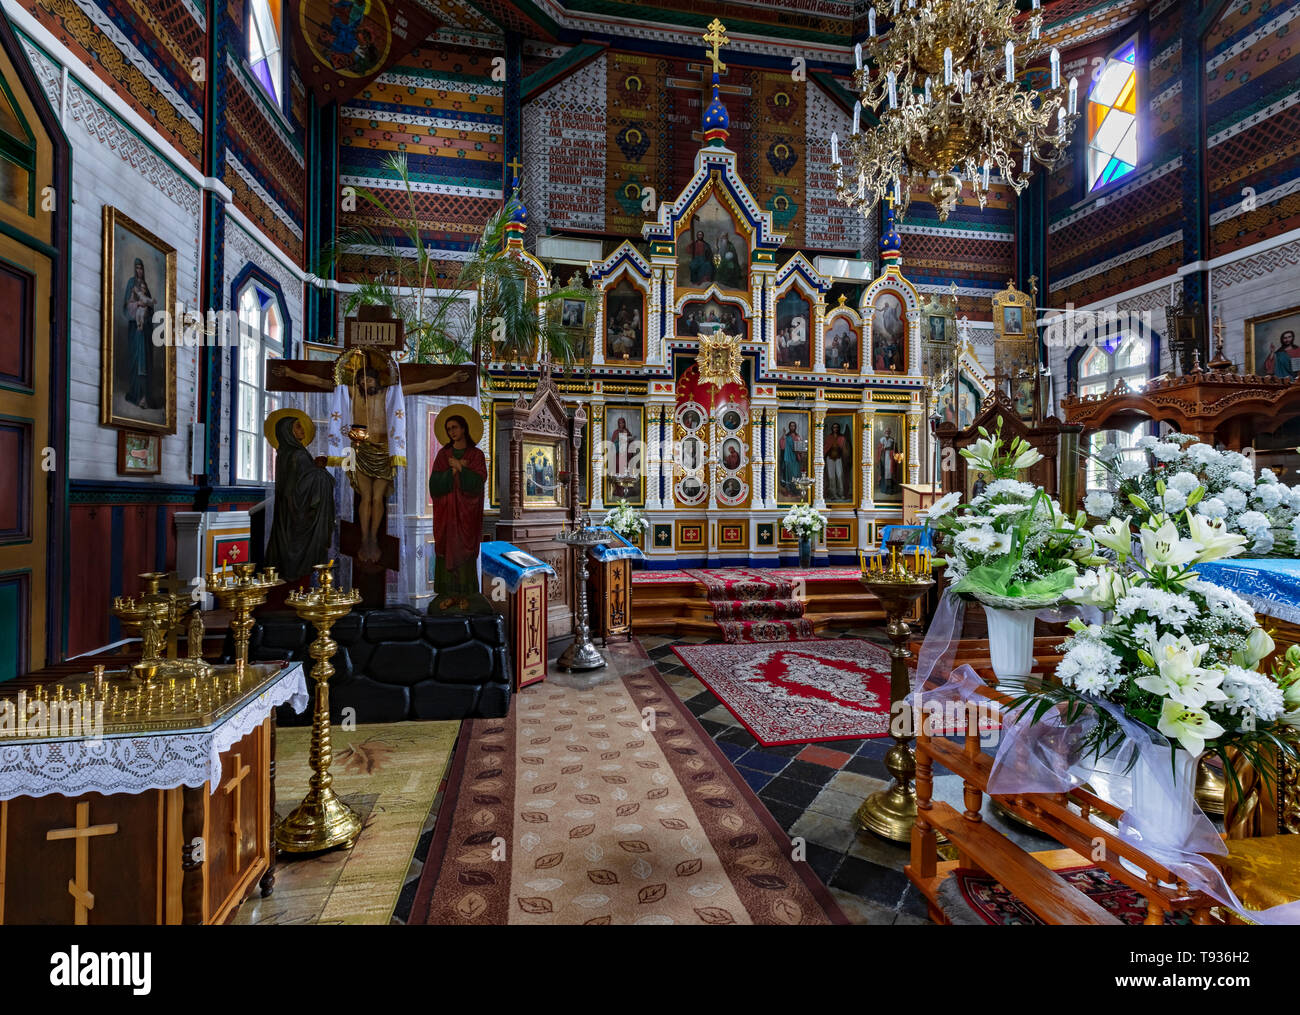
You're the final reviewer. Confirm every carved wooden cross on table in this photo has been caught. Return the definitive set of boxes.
[223,751,252,874]
[46,801,119,925]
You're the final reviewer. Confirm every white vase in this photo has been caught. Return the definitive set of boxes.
[1131,746,1201,848]
[981,605,1037,682]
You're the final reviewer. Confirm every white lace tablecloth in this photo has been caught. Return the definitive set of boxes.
[0,663,309,800]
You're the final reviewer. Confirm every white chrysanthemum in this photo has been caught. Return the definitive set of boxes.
[1135,435,1159,450]
[1084,491,1114,517]
[1221,665,1286,722]
[1237,509,1272,535]
[1187,442,1222,466]
[1227,469,1256,491]
[1253,484,1282,511]
[1161,488,1188,514]
[1252,530,1276,554]
[1167,433,1201,446]
[1133,621,1158,647]
[954,528,996,552]
[1185,579,1258,629]
[1223,450,1250,472]
[1057,639,1123,694]
[982,479,1036,500]
[1196,497,1229,519]
[1119,457,1146,479]
[1152,442,1183,463]
[1220,487,1248,512]
[1258,469,1279,485]
[1167,471,1200,495]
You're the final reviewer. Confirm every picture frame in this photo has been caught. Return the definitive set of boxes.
[603,405,645,505]
[116,429,160,476]
[561,298,587,329]
[824,305,861,373]
[822,411,857,506]
[677,192,749,293]
[1245,306,1300,379]
[522,440,564,507]
[871,413,907,504]
[774,290,813,369]
[775,408,812,504]
[603,277,646,364]
[869,287,908,374]
[100,205,177,434]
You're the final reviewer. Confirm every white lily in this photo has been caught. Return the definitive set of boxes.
[1186,513,1248,562]
[1010,445,1044,470]
[1233,627,1276,669]
[1156,698,1226,756]
[1139,519,1200,568]
[1136,635,1225,709]
[1092,516,1133,558]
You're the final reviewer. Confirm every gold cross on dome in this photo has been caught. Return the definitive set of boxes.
[703,19,729,75]
[507,156,523,181]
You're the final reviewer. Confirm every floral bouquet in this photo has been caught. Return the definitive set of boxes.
[1087,433,1300,556]
[1015,501,1299,789]
[603,500,649,541]
[924,419,1100,609]
[782,503,828,538]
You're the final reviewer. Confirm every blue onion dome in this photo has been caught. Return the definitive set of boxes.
[702,73,730,143]
[880,194,903,264]
[506,176,527,227]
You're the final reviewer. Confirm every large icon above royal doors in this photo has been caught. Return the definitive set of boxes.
[678,194,748,292]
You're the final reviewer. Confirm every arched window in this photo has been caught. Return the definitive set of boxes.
[235,279,284,483]
[1081,334,1153,490]
[248,0,284,107]
[1087,38,1138,192]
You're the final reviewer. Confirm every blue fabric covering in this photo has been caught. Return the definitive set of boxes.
[878,524,933,552]
[1194,558,1300,624]
[480,540,556,593]
[586,526,646,563]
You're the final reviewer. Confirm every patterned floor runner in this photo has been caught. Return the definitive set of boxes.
[409,655,848,926]
[673,639,893,745]
[686,568,817,643]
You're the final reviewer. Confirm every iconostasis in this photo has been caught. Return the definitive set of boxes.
[482,120,934,567]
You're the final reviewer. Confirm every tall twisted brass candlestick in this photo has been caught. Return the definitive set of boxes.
[857,548,935,842]
[277,562,363,853]
[206,562,282,675]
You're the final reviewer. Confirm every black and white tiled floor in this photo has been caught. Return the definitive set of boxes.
[639,630,1061,926]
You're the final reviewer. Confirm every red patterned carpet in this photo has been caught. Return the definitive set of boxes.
[688,568,817,643]
[409,652,848,926]
[673,639,893,745]
[941,866,1192,925]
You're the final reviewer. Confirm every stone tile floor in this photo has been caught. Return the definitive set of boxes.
[638,629,1063,926]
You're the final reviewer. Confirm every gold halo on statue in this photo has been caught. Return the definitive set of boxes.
[332,346,399,388]
[434,403,484,446]
[264,407,315,449]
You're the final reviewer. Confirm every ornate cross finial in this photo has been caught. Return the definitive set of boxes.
[703,18,729,74]
[507,156,523,181]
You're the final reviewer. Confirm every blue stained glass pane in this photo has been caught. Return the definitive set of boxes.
[252,59,279,105]
[1120,42,1136,63]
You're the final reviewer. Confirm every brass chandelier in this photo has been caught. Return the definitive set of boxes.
[831,0,1079,222]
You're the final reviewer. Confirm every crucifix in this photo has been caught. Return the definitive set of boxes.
[46,802,119,925]
[690,18,738,145]
[267,309,478,606]
[223,751,252,874]
[703,18,729,74]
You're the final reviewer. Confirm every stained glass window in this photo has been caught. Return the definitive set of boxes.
[248,0,283,107]
[236,280,284,483]
[1086,40,1138,191]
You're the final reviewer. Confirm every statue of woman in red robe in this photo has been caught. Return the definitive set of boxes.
[428,411,487,608]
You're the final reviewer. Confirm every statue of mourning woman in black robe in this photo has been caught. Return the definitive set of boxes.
[264,408,335,582]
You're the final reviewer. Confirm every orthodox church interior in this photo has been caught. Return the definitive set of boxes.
[4,0,1300,945]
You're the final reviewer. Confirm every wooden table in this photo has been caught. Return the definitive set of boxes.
[0,662,306,924]
[905,643,1220,925]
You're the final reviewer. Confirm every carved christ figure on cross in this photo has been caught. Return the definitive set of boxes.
[278,349,469,564]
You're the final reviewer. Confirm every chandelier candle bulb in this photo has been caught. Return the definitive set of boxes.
[1050,48,1060,88]
[964,68,972,93]
[1031,16,1040,40]
[853,102,861,134]
[1005,41,1015,81]
[887,71,897,108]
[943,47,952,85]
[983,160,990,190]
[1068,76,1078,114]
[830,131,839,164]
[924,77,931,103]
[855,42,862,69]
[1023,147,1031,173]
[869,8,876,35]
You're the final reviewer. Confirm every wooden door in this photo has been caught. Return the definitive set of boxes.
[0,36,58,680]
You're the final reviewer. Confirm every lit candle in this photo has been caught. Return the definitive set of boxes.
[855,42,863,70]
[1005,41,1015,81]
[1068,75,1078,114]
[887,70,898,108]
[943,47,953,86]
[831,130,839,164]
[1050,48,1060,88]
[853,101,861,135]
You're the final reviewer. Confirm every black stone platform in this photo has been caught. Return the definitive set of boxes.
[224,606,512,724]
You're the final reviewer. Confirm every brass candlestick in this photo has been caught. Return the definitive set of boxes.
[276,562,363,853]
[206,563,282,675]
[112,572,214,682]
[857,548,935,842]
